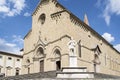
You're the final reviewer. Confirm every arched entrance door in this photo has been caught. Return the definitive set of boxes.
[37,47,44,72]
[54,49,61,71]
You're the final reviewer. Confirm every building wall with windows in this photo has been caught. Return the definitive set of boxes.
[22,0,120,77]
[0,51,23,77]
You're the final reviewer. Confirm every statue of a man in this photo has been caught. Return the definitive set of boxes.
[68,38,77,56]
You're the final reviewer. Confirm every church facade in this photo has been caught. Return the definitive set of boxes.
[22,0,120,78]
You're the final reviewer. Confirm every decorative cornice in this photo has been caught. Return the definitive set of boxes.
[6,66,12,69]
[0,51,23,58]
[33,56,45,61]
[70,14,89,32]
[15,67,21,70]
[51,10,66,22]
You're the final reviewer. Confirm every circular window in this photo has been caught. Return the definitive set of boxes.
[39,14,46,25]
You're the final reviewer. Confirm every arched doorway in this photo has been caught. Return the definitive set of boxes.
[37,47,44,72]
[94,54,100,72]
[54,49,61,71]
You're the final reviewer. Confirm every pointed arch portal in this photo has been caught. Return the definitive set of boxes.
[54,49,61,71]
[36,47,44,72]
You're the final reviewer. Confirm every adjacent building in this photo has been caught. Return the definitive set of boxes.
[0,51,23,77]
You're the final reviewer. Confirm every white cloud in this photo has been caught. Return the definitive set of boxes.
[0,6,10,13]
[5,43,16,47]
[103,10,111,26]
[102,32,115,43]
[114,44,120,52]
[101,0,120,26]
[0,38,20,53]
[24,12,31,17]
[0,35,23,54]
[12,35,23,45]
[96,0,120,26]
[0,0,6,6]
[0,0,26,17]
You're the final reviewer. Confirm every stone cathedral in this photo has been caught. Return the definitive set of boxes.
[22,0,120,78]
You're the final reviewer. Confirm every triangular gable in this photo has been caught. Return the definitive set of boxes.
[96,45,101,53]
[34,36,46,49]
[91,45,101,54]
[32,0,66,16]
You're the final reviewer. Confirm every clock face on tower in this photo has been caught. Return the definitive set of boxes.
[39,13,46,25]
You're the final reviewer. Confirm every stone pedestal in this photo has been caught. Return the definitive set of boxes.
[57,67,94,78]
[69,56,77,67]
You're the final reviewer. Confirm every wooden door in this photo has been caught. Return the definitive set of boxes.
[40,60,44,72]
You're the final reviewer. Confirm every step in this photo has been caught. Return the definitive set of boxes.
[62,67,87,72]
[57,72,94,78]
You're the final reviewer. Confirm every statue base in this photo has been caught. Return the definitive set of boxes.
[57,67,94,78]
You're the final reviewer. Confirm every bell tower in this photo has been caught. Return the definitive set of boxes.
[84,14,89,26]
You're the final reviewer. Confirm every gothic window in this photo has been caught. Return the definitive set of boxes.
[36,47,44,57]
[78,43,81,57]
[93,45,101,64]
[94,54,99,63]
[39,14,46,25]
[55,49,61,58]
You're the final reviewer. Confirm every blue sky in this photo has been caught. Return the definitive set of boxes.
[0,0,120,54]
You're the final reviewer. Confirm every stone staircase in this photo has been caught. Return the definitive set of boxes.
[94,73,120,79]
[0,71,56,80]
[0,70,120,80]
